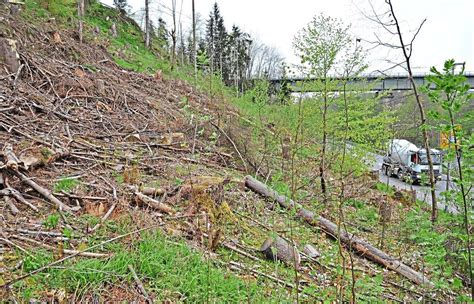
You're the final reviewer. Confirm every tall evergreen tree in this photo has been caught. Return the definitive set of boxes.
[156,18,169,51]
[196,39,208,71]
[206,3,228,77]
[228,25,251,90]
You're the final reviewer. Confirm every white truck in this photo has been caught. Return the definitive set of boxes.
[382,139,443,184]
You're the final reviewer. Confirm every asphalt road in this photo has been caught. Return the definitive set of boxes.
[372,154,460,214]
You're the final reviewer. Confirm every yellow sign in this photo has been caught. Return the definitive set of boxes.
[440,127,461,149]
[440,131,451,149]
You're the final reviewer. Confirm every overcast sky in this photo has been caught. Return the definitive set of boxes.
[101,0,474,74]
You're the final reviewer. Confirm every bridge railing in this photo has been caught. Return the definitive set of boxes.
[269,72,474,92]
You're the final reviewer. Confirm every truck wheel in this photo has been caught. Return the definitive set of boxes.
[388,167,394,177]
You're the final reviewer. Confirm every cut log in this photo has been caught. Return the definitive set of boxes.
[0,38,20,73]
[303,244,321,259]
[140,186,165,196]
[244,175,433,287]
[3,143,20,170]
[134,190,173,214]
[22,149,70,170]
[261,236,300,268]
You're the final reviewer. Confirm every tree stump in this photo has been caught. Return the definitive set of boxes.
[110,23,117,38]
[0,38,20,73]
[95,79,105,95]
[261,236,300,268]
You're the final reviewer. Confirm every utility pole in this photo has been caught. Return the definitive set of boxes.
[145,0,150,48]
[192,0,197,80]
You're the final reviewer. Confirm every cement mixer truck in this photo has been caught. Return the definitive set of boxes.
[381,139,443,184]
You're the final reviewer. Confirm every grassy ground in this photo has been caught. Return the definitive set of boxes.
[8,218,285,302]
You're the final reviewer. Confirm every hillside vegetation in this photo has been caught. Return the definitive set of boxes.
[0,1,472,302]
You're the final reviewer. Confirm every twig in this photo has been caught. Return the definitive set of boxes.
[54,192,108,201]
[128,264,152,303]
[12,64,24,88]
[222,242,260,261]
[4,196,19,215]
[210,122,248,173]
[0,237,30,256]
[88,203,117,233]
[5,228,68,239]
[10,234,110,258]
[229,261,298,290]
[5,186,39,212]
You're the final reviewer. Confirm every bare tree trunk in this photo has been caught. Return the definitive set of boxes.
[387,0,438,224]
[145,0,150,48]
[179,22,184,65]
[337,82,356,302]
[170,0,177,70]
[77,0,84,44]
[192,0,197,79]
[319,77,328,200]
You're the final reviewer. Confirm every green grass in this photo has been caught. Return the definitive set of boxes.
[399,204,470,292]
[53,177,79,193]
[24,0,75,20]
[11,231,286,302]
[42,213,60,229]
[374,182,394,196]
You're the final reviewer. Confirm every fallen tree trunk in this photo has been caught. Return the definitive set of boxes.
[2,145,72,212]
[244,175,433,287]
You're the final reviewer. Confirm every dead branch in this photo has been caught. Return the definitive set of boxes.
[3,186,39,212]
[4,196,19,215]
[244,175,433,287]
[128,264,152,303]
[88,203,117,233]
[222,242,260,261]
[210,122,248,173]
[229,261,298,290]
[10,170,72,212]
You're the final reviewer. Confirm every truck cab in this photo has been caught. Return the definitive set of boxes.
[382,139,442,184]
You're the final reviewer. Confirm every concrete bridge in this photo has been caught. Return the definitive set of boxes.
[270,73,474,92]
